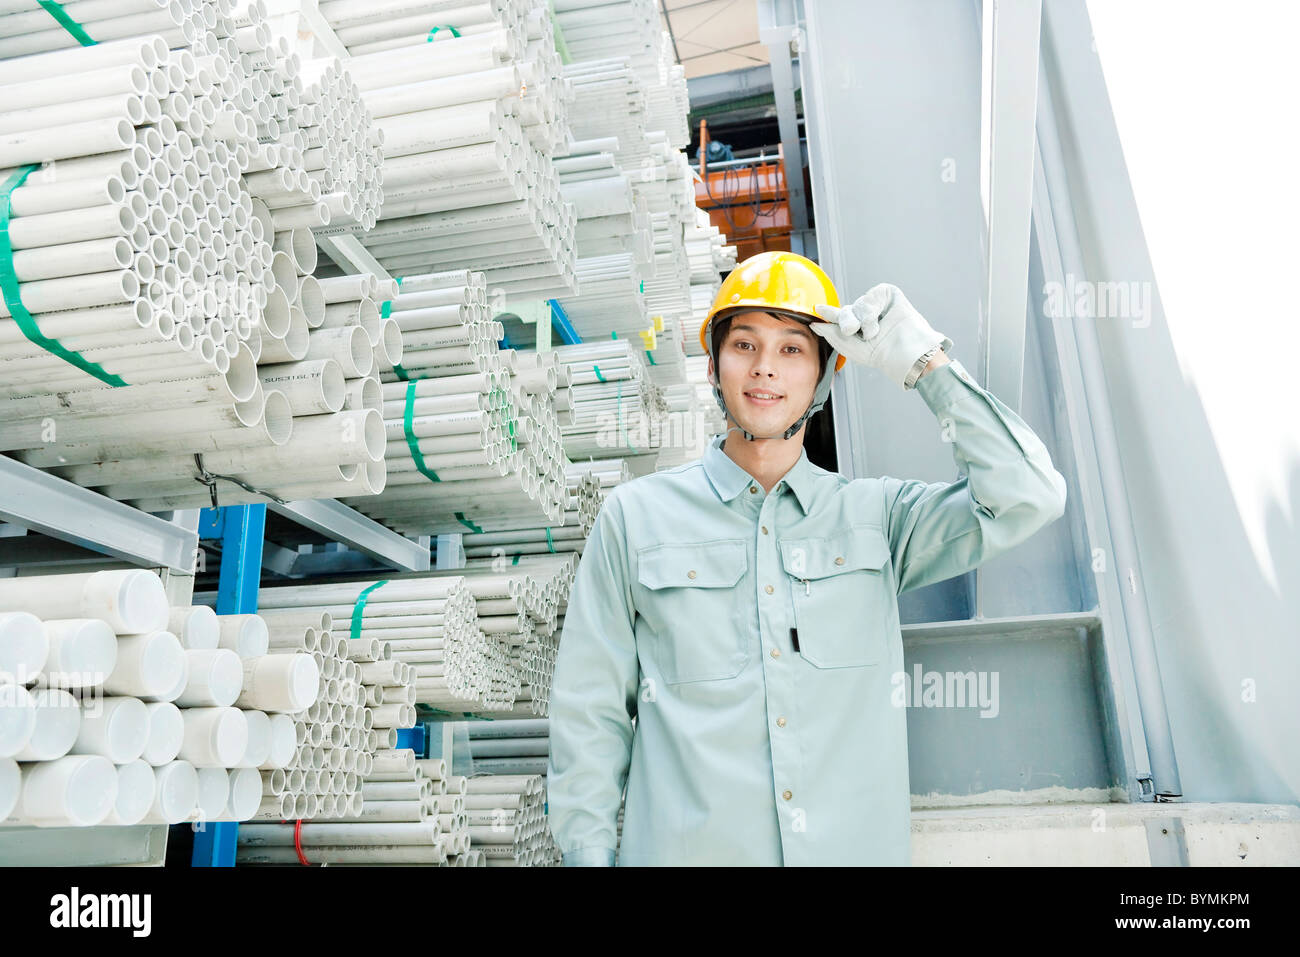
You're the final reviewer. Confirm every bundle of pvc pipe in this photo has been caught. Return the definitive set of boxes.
[466,716,552,773]
[0,6,394,509]
[61,256,398,511]
[0,571,296,827]
[229,605,416,823]
[552,339,666,460]
[237,753,474,865]
[332,271,570,535]
[552,0,688,152]
[292,57,384,234]
[459,460,603,561]
[460,772,558,866]
[446,555,574,716]
[0,36,266,410]
[325,0,580,299]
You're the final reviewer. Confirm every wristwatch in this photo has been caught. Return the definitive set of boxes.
[905,343,944,389]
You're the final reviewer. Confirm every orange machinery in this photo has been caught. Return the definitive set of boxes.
[693,119,792,259]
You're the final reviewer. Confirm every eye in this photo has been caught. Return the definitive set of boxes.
[783,345,802,353]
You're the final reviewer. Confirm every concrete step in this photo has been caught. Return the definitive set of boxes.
[912,802,1300,865]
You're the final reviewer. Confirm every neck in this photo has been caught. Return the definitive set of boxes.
[721,422,805,492]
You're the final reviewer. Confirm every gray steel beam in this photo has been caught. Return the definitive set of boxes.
[269,498,430,572]
[757,0,809,237]
[981,0,1042,411]
[687,64,774,111]
[0,456,197,572]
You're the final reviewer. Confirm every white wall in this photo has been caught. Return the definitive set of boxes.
[1081,0,1300,804]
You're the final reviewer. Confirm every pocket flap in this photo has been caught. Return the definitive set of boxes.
[637,540,747,590]
[780,526,890,579]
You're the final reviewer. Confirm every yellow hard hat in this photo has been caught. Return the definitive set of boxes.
[699,251,846,372]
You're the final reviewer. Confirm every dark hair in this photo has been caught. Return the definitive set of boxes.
[712,311,832,377]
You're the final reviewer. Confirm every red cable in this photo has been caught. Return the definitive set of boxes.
[293,818,310,866]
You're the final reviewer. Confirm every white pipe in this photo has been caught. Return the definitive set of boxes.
[179,706,247,768]
[169,605,219,650]
[14,688,81,762]
[71,694,149,764]
[104,759,156,826]
[142,701,183,766]
[103,630,185,700]
[140,759,197,825]
[18,754,116,827]
[216,614,269,659]
[236,653,320,713]
[0,570,168,634]
[0,683,36,760]
[0,611,48,683]
[175,648,244,708]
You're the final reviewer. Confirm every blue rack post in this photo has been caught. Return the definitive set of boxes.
[191,504,266,867]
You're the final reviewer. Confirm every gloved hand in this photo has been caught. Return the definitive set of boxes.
[812,284,953,390]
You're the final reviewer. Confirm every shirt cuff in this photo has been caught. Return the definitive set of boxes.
[914,356,979,412]
[562,846,616,867]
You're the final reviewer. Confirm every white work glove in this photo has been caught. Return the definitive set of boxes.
[812,284,954,390]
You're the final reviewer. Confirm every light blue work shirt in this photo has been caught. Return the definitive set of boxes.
[546,357,1068,865]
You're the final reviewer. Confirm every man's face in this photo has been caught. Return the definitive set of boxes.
[709,310,822,440]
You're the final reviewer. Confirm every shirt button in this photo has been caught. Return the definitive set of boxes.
[761,526,768,535]
[776,716,787,727]
[764,584,774,594]
[687,570,697,579]
[770,648,780,658]
[834,556,844,565]
[782,790,793,801]
[749,485,758,494]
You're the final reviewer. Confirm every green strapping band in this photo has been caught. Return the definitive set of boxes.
[427,24,462,40]
[1,166,128,387]
[511,553,520,565]
[592,364,606,383]
[37,0,97,45]
[393,363,413,381]
[351,580,389,641]
[380,275,402,319]
[610,330,618,339]
[455,511,483,533]
[545,526,555,553]
[403,379,442,483]
[645,350,656,365]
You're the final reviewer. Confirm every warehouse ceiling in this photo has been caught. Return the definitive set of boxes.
[659,0,768,78]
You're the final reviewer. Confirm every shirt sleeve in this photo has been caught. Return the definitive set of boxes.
[546,489,639,866]
[882,357,1068,594]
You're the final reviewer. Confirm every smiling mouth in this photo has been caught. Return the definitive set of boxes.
[744,389,784,404]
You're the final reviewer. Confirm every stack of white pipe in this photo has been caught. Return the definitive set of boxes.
[238,605,417,822]
[294,57,384,234]
[0,36,267,403]
[461,772,557,866]
[237,754,471,865]
[0,11,392,508]
[553,339,665,461]
[254,577,516,715]
[0,570,306,828]
[324,0,579,300]
[0,0,202,57]
[452,556,574,717]
[66,252,398,511]
[459,461,603,560]
[336,272,570,535]
[466,716,549,774]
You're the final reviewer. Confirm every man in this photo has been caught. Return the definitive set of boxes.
[546,251,1068,866]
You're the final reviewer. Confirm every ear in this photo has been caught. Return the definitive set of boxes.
[706,354,716,387]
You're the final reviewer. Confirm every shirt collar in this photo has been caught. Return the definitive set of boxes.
[701,434,816,515]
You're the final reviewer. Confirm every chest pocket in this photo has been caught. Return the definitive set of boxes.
[636,539,748,684]
[779,525,892,668]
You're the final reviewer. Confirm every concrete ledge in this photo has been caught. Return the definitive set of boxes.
[911,802,1300,865]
